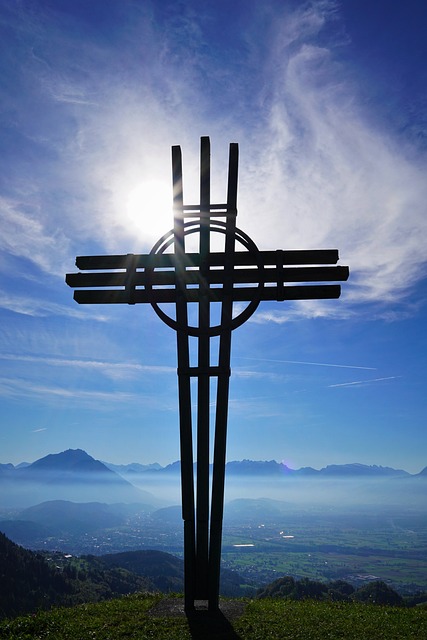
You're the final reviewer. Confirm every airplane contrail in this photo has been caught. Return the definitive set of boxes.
[328,376,399,388]
[235,357,376,370]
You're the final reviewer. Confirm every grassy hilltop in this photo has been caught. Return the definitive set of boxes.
[1,593,426,640]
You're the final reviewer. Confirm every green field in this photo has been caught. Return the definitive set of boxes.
[221,508,427,593]
[1,594,426,640]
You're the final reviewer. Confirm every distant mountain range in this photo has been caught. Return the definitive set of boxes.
[1,449,425,511]
[103,458,425,478]
[103,461,163,475]
[2,449,426,481]
[223,460,416,477]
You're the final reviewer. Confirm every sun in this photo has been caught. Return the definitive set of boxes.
[125,179,173,245]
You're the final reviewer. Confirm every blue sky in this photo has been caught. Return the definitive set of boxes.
[0,0,426,472]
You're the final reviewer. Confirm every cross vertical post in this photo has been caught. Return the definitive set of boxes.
[208,141,238,609]
[65,137,349,613]
[196,137,211,600]
[172,144,196,609]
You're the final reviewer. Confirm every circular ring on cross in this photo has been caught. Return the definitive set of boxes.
[145,220,263,336]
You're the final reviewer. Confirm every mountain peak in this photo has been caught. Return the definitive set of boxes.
[9,450,154,506]
[28,449,102,473]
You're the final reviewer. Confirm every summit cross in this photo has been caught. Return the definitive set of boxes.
[66,137,349,611]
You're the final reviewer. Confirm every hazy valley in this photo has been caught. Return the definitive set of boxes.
[1,449,426,596]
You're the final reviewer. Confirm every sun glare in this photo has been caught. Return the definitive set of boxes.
[125,179,173,245]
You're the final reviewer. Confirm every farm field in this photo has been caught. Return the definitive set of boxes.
[221,505,427,593]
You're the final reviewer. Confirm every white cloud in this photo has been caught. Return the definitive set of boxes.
[0,375,152,406]
[237,3,427,317]
[0,289,108,320]
[232,368,285,382]
[3,0,426,325]
[0,354,175,381]
[0,196,71,276]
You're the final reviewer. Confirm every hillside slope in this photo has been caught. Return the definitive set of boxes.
[0,532,152,620]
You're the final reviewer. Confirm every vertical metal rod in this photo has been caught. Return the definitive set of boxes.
[195,136,211,598]
[172,145,196,611]
[209,143,239,609]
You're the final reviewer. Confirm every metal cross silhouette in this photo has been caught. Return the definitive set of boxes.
[66,137,349,611]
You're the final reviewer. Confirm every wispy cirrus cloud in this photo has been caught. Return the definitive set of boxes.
[237,2,427,318]
[0,197,70,276]
[0,290,108,321]
[232,368,285,382]
[0,376,166,408]
[25,384,133,402]
[0,354,175,381]
[2,0,427,325]
[82,0,427,318]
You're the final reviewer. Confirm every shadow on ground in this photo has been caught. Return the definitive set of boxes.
[148,598,245,639]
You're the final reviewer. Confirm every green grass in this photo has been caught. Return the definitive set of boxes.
[0,594,426,640]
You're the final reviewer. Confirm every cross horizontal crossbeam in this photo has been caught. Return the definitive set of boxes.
[67,265,347,288]
[67,284,343,304]
[66,251,349,304]
[72,248,342,269]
